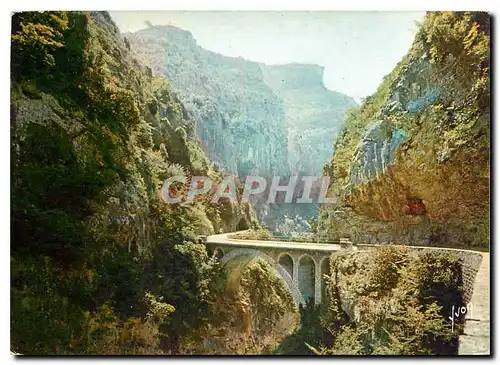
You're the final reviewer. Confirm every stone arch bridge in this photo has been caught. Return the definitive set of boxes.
[206,232,347,306]
[205,231,489,355]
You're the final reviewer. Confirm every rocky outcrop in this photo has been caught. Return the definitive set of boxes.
[349,120,407,187]
[260,63,357,175]
[126,26,358,228]
[126,26,357,182]
[10,11,256,254]
[11,11,264,355]
[126,26,289,177]
[320,12,490,249]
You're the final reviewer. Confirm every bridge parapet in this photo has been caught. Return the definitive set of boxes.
[207,233,486,307]
[206,232,348,305]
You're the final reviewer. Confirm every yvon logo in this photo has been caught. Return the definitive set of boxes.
[449,303,473,333]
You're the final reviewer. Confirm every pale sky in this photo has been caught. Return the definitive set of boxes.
[110,11,425,101]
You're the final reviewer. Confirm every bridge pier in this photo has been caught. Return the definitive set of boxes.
[292,258,299,287]
[314,261,322,305]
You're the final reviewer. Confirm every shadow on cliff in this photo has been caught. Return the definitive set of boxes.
[271,299,333,355]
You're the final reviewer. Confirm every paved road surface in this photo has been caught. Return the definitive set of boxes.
[458,252,490,355]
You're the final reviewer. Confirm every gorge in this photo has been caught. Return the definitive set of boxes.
[125,24,357,228]
[10,11,490,356]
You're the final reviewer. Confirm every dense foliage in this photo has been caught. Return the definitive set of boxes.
[126,26,290,177]
[10,10,486,356]
[301,247,464,355]
[192,258,299,354]
[10,11,254,354]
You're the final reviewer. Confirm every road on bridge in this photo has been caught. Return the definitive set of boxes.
[206,232,343,252]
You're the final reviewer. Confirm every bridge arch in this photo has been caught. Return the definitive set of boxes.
[298,254,316,303]
[277,252,294,280]
[220,248,305,306]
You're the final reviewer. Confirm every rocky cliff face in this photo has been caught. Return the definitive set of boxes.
[260,63,357,175]
[126,26,357,227]
[126,26,289,177]
[320,12,490,249]
[11,11,260,355]
[321,246,465,355]
[126,26,356,181]
[10,11,255,254]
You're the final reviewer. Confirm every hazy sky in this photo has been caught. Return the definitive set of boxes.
[110,11,425,101]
